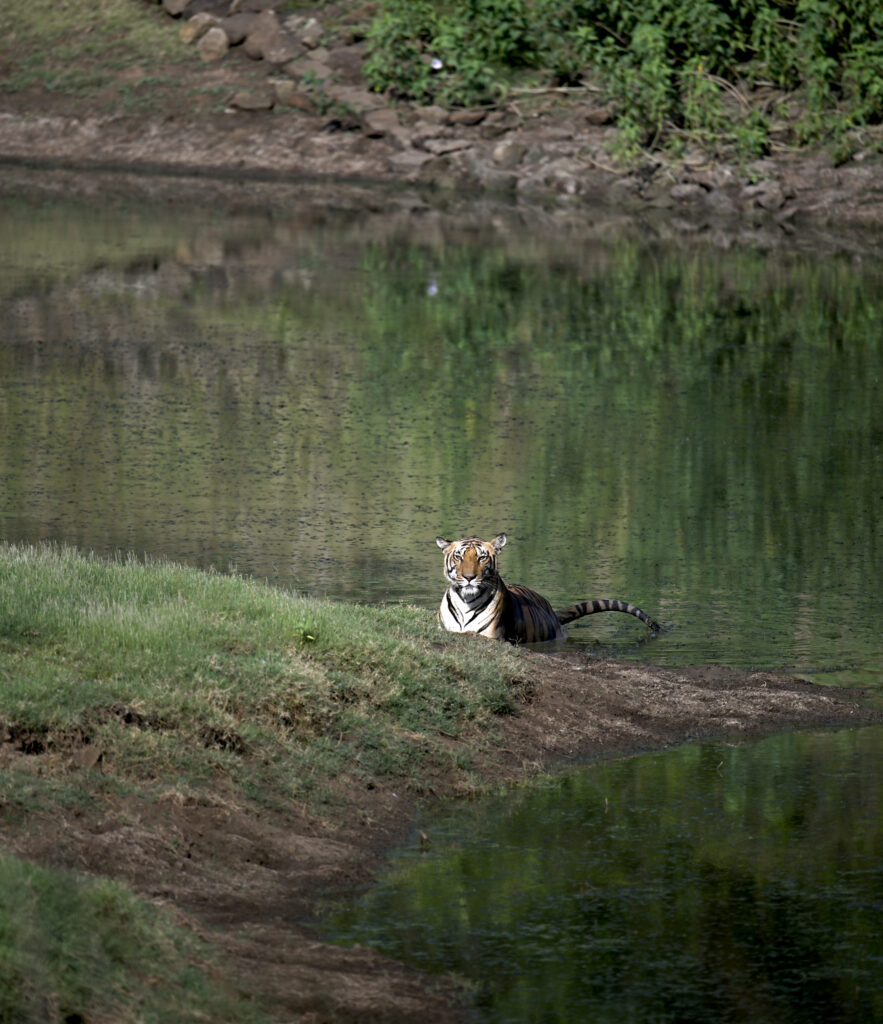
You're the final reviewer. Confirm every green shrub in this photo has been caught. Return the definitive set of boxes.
[365,0,883,158]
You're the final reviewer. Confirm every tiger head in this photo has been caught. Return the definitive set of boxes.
[436,533,507,601]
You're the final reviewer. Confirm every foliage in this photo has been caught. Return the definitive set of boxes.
[365,0,883,157]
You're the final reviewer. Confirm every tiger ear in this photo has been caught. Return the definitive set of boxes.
[492,533,507,551]
[436,537,451,549]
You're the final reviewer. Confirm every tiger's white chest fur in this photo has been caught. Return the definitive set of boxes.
[438,585,507,639]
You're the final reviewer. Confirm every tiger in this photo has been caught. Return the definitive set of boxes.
[436,533,660,643]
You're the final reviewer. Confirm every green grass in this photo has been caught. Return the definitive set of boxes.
[0,852,267,1024]
[0,541,529,1022]
[0,541,527,809]
[1,0,192,95]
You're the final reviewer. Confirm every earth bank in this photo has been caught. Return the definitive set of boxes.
[3,651,879,1023]
[2,0,883,237]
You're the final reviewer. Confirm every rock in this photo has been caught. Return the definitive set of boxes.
[670,182,706,202]
[646,191,677,209]
[286,92,318,114]
[162,0,189,16]
[179,12,219,44]
[692,164,737,190]
[585,106,613,126]
[416,105,449,126]
[324,43,369,81]
[323,113,362,132]
[387,150,436,174]
[299,17,323,48]
[448,108,486,126]
[183,0,229,14]
[417,155,466,189]
[229,86,275,111]
[324,85,383,113]
[197,26,230,61]
[534,157,585,195]
[423,137,473,156]
[705,189,739,215]
[480,110,519,138]
[742,178,787,211]
[242,12,271,57]
[680,146,708,168]
[271,78,295,105]
[269,79,319,114]
[243,11,302,63]
[220,12,257,45]
[745,159,778,179]
[284,58,333,83]
[263,33,305,65]
[282,13,307,33]
[492,139,527,168]
[361,107,401,137]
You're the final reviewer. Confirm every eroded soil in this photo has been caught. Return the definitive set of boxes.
[2,653,879,1023]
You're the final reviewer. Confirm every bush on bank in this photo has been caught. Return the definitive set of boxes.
[364,0,883,161]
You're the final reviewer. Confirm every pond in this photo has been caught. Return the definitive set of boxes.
[2,184,881,679]
[2,179,882,1022]
[325,726,883,1024]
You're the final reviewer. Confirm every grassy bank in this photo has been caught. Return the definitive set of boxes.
[0,541,526,1022]
[0,852,267,1024]
[2,0,189,98]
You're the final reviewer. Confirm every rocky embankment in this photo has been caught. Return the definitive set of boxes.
[2,0,883,239]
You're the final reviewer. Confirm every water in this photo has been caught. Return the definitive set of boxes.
[2,187,881,679]
[2,181,882,1022]
[326,727,883,1023]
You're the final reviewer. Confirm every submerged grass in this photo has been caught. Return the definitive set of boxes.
[0,540,528,1021]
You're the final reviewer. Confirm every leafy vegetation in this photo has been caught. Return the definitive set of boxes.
[364,0,883,159]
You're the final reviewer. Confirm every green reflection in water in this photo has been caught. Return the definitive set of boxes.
[325,725,883,1024]
[3,190,883,1024]
[1,193,882,680]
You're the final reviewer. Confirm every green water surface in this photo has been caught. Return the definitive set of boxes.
[2,190,881,680]
[325,726,883,1023]
[2,185,882,1023]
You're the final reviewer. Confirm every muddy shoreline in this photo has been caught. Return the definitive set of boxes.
[4,652,879,1022]
[2,101,883,257]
